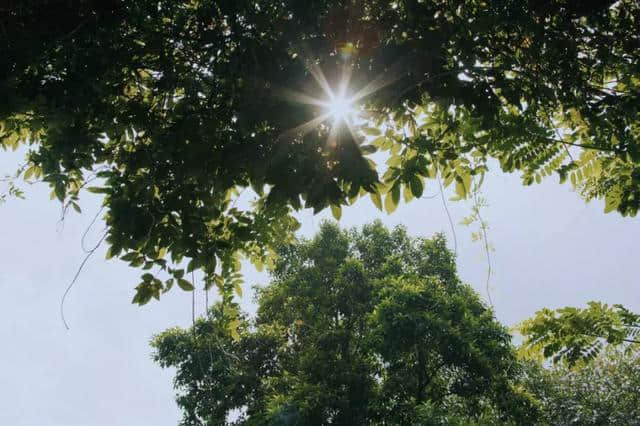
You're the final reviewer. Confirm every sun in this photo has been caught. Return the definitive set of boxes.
[326,95,355,124]
[275,56,405,144]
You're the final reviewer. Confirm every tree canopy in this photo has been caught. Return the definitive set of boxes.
[522,349,640,425]
[152,221,536,425]
[2,1,639,302]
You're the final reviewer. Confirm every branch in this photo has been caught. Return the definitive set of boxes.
[525,129,622,154]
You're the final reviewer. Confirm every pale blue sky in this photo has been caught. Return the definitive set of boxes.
[1,149,638,425]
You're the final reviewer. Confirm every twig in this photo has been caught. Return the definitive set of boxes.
[437,174,457,256]
[192,271,196,326]
[473,190,494,309]
[81,206,105,253]
[60,230,107,330]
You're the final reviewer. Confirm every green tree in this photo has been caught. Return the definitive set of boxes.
[2,1,639,302]
[522,349,640,425]
[152,221,536,425]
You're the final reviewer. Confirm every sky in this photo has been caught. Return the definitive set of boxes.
[1,149,639,425]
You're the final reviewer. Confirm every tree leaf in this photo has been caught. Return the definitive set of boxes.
[370,192,382,210]
[385,184,400,214]
[23,165,39,180]
[360,144,377,155]
[410,176,424,198]
[330,204,342,220]
[234,281,243,297]
[361,127,381,136]
[86,187,108,194]
[54,182,65,201]
[177,278,194,291]
[455,181,467,198]
[228,319,242,341]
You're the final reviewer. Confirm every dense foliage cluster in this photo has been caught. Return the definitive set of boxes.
[2,0,639,302]
[523,350,640,425]
[518,301,640,366]
[152,222,535,425]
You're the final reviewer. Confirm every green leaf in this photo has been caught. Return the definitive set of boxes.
[455,181,467,198]
[370,192,382,210]
[105,247,115,260]
[370,136,383,145]
[361,127,381,136]
[359,144,377,155]
[187,258,198,273]
[177,278,195,291]
[228,319,242,341]
[403,184,413,203]
[385,184,400,214]
[234,281,243,297]
[409,176,424,198]
[121,252,138,261]
[460,172,471,194]
[214,274,224,291]
[86,186,108,194]
[330,204,342,220]
[23,165,39,180]
[54,182,65,201]
[253,257,264,272]
[391,183,401,205]
[387,155,402,168]
[604,188,621,213]
[232,256,241,272]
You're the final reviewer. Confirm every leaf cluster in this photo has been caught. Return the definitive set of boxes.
[517,301,640,366]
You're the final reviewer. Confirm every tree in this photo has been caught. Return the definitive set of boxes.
[517,302,640,366]
[516,304,640,423]
[152,221,536,425]
[521,349,640,425]
[2,1,639,302]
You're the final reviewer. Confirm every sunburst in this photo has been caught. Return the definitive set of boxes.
[323,94,355,125]
[275,54,404,146]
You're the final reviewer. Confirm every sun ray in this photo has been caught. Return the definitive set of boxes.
[351,62,403,102]
[337,61,354,99]
[276,87,329,108]
[307,61,335,100]
[326,120,340,150]
[343,116,362,147]
[277,113,331,142]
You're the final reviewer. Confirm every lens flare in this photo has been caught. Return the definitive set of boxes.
[274,52,405,145]
[326,95,355,124]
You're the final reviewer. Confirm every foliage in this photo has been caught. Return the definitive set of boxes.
[518,302,640,366]
[152,305,257,425]
[2,1,639,302]
[522,349,640,425]
[0,176,25,204]
[152,221,536,425]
